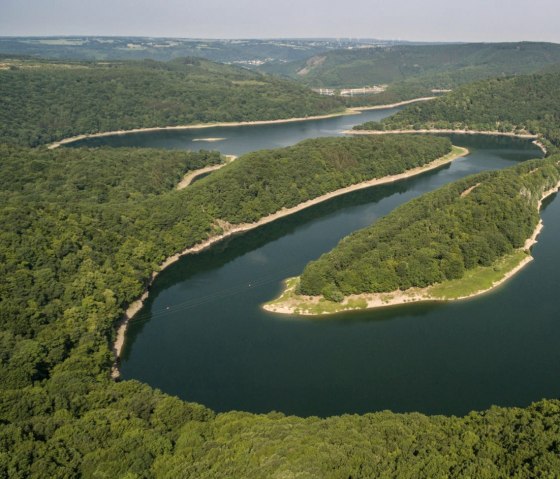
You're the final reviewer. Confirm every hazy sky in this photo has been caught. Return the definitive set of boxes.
[2,0,559,43]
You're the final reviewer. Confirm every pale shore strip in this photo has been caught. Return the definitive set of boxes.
[263,182,560,316]
[346,97,437,111]
[47,97,437,150]
[533,140,548,155]
[176,155,237,190]
[192,137,226,142]
[346,128,539,139]
[110,146,468,377]
[346,129,547,155]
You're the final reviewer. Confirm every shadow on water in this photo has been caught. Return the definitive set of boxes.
[161,181,412,288]
[307,299,448,325]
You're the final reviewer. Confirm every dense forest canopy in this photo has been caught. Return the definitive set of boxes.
[187,135,452,223]
[0,135,459,475]
[0,135,450,341]
[355,72,560,152]
[298,157,560,299]
[0,56,344,147]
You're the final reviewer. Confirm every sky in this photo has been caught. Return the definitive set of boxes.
[1,0,559,43]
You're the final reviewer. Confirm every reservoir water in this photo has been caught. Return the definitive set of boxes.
[80,108,560,417]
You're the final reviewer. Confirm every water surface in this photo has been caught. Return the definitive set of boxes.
[70,108,404,155]
[90,112,558,417]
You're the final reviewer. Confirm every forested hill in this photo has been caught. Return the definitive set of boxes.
[297,156,560,300]
[0,56,344,147]
[354,73,560,151]
[266,42,560,88]
[188,135,452,223]
[0,136,481,476]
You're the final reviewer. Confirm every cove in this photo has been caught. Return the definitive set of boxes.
[87,111,559,417]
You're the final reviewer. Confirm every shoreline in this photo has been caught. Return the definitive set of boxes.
[263,182,560,316]
[346,97,436,111]
[176,155,237,190]
[346,129,546,154]
[110,145,468,377]
[47,97,436,149]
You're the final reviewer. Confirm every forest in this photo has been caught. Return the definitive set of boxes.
[186,135,452,223]
[355,72,560,152]
[297,157,560,299]
[0,56,344,147]
[0,135,450,341]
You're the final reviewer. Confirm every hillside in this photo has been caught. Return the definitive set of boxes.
[354,72,560,151]
[264,42,560,106]
[0,135,451,339]
[189,135,453,223]
[0,56,344,146]
[269,42,560,87]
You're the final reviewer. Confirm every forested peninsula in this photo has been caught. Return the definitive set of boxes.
[0,56,344,147]
[266,156,560,314]
[353,72,560,153]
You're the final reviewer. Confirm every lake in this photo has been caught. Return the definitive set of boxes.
[79,108,560,417]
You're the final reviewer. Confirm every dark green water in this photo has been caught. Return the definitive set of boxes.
[90,112,559,418]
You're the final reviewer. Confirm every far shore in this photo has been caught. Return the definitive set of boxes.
[263,182,560,316]
[47,97,436,149]
[346,128,547,154]
[346,128,539,139]
[111,144,468,378]
[346,97,437,111]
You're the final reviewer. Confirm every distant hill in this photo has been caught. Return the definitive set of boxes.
[264,42,560,92]
[356,72,560,151]
[0,37,406,64]
[0,56,344,146]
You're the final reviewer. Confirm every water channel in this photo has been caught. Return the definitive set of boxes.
[75,108,560,417]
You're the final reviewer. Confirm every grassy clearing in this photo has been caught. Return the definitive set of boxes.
[428,250,530,299]
[264,278,368,315]
[444,145,468,162]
